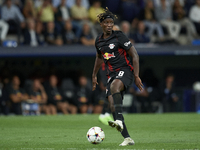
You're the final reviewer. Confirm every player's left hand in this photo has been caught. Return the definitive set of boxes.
[135,76,143,91]
[92,76,98,91]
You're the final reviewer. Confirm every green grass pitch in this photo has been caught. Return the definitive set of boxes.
[0,113,200,150]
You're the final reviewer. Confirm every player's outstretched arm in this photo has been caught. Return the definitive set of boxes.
[127,46,143,91]
[92,53,104,91]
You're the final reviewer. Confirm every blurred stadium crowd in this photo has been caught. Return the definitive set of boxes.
[0,66,182,115]
[0,0,200,115]
[0,0,200,46]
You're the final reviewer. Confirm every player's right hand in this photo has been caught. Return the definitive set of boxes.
[92,76,98,91]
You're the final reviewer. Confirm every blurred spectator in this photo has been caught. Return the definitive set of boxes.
[75,75,92,114]
[45,21,63,45]
[120,21,134,43]
[66,0,90,9]
[72,0,99,38]
[34,0,43,8]
[72,0,98,39]
[121,0,145,22]
[45,75,72,115]
[173,0,198,43]
[0,20,9,44]
[0,77,9,115]
[0,0,198,47]
[80,21,95,46]
[61,78,78,114]
[37,0,56,23]
[12,0,23,9]
[139,0,164,41]
[54,0,81,39]
[0,67,10,86]
[140,68,161,112]
[189,0,200,35]
[88,0,104,24]
[70,0,91,38]
[63,20,77,44]
[55,37,64,46]
[155,0,181,39]
[0,2,9,44]
[37,0,56,34]
[130,17,140,34]
[52,0,90,9]
[45,22,56,45]
[88,0,104,34]
[70,0,88,22]
[159,73,179,112]
[132,21,150,43]
[153,0,174,7]
[45,21,55,44]
[113,24,120,31]
[184,0,196,16]
[27,79,47,114]
[8,75,29,115]
[23,0,37,20]
[55,0,70,23]
[153,0,185,7]
[2,0,26,43]
[55,0,69,34]
[52,0,61,7]
[23,18,43,46]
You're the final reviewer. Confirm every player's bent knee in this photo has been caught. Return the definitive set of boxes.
[110,87,120,95]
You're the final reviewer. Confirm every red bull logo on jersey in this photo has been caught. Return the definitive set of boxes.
[103,52,115,60]
[109,43,115,49]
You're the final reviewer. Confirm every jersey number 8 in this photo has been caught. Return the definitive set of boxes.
[118,71,124,77]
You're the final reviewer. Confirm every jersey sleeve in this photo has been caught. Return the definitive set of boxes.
[95,35,101,55]
[116,31,132,51]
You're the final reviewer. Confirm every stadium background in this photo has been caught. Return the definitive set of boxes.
[0,0,200,115]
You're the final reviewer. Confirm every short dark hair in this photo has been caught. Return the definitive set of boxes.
[97,7,117,23]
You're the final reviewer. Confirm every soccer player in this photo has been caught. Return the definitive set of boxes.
[92,8,143,146]
[98,25,120,125]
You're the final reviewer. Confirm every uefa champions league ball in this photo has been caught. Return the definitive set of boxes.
[86,127,105,144]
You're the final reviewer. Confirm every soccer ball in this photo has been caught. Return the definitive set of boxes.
[86,126,105,144]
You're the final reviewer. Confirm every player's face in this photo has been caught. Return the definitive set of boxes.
[101,18,114,34]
